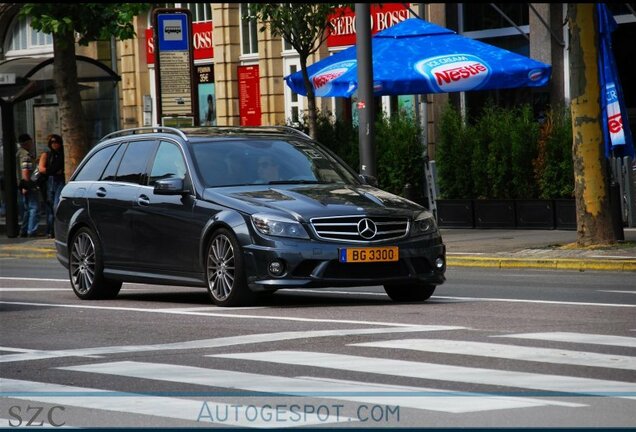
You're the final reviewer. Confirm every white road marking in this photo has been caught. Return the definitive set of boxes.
[0,325,464,363]
[1,378,348,427]
[0,288,67,291]
[59,361,583,413]
[213,351,636,400]
[496,332,636,348]
[598,290,636,295]
[0,277,67,282]
[0,300,441,327]
[352,339,636,370]
[433,296,636,308]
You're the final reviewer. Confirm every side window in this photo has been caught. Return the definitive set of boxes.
[149,141,187,186]
[115,140,158,185]
[100,143,127,181]
[73,144,119,181]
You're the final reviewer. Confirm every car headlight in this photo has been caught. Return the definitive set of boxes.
[251,213,309,239]
[411,212,437,235]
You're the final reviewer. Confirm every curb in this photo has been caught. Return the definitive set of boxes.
[2,247,636,272]
[0,245,56,259]
[447,256,636,272]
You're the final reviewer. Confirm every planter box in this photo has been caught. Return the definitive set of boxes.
[554,199,576,230]
[474,199,516,228]
[515,199,555,229]
[436,199,474,228]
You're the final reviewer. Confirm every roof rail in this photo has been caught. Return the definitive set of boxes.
[180,125,313,140]
[267,125,313,140]
[98,127,188,143]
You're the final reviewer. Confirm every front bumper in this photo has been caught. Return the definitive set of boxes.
[242,234,446,291]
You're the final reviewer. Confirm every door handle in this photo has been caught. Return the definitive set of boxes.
[137,195,150,206]
[96,187,106,197]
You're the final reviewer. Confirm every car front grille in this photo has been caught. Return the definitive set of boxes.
[310,215,409,243]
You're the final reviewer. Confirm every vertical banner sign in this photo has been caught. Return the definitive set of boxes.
[238,65,262,126]
[597,3,634,158]
[197,65,216,126]
[153,9,197,126]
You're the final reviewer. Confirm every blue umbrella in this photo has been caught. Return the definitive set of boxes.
[284,17,551,97]
[597,3,634,158]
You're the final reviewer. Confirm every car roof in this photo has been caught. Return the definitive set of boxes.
[98,126,313,144]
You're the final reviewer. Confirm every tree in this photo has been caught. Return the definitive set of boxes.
[19,3,149,180]
[249,4,347,139]
[567,3,617,246]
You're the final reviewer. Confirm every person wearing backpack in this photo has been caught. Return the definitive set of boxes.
[38,134,65,238]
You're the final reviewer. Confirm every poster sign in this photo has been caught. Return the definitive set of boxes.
[153,9,197,125]
[238,65,261,126]
[33,105,60,157]
[197,65,216,126]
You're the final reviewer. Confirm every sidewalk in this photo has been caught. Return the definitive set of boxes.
[1,220,636,271]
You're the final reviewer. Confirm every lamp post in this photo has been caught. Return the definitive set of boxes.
[355,3,376,180]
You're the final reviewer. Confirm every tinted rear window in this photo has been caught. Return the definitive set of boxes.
[73,144,119,181]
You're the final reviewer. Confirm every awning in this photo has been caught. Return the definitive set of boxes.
[0,55,120,103]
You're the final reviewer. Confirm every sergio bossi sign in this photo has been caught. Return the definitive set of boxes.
[327,3,409,47]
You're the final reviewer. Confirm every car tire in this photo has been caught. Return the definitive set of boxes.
[69,227,122,300]
[383,283,436,302]
[206,228,253,307]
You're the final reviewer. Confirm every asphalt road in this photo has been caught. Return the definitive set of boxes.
[1,259,635,429]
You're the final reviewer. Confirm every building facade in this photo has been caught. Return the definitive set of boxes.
[2,3,636,161]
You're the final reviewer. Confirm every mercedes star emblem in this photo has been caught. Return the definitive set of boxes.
[357,218,378,239]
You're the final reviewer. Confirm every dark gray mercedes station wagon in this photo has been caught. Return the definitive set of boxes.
[54,126,445,306]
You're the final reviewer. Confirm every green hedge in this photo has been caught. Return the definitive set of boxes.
[295,109,427,204]
[436,102,573,200]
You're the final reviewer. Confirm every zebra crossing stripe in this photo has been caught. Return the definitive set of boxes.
[58,360,582,413]
[212,351,636,399]
[1,378,349,427]
[352,339,636,370]
[494,332,636,348]
[0,325,465,364]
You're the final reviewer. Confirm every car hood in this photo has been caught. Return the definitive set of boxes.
[202,183,423,220]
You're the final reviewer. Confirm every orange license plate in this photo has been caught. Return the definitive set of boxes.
[339,246,399,263]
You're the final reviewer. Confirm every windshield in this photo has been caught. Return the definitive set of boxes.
[191,138,359,187]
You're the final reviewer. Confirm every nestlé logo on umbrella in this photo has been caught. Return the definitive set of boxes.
[311,60,356,97]
[415,54,491,92]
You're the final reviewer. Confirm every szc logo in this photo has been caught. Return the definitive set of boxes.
[357,218,377,239]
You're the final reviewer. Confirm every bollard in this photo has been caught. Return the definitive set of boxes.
[610,181,625,241]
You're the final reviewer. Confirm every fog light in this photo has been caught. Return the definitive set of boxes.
[268,260,285,276]
[435,256,445,269]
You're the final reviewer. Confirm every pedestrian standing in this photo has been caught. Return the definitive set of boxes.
[16,133,40,237]
[38,134,65,238]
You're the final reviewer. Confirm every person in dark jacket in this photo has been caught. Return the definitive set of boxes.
[38,134,65,238]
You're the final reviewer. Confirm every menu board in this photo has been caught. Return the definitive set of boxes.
[238,65,261,126]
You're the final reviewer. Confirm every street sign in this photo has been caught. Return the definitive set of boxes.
[153,8,197,125]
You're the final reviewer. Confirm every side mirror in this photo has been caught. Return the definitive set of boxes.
[154,178,189,195]
[358,174,378,187]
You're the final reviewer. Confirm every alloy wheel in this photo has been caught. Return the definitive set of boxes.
[70,232,96,295]
[207,234,236,301]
